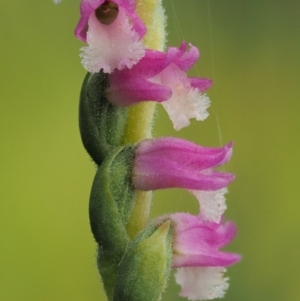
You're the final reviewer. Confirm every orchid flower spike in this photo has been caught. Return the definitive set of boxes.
[107,42,212,130]
[75,0,147,73]
[157,213,241,300]
[54,0,241,300]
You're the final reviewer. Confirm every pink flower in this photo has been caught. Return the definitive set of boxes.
[75,0,146,73]
[107,42,212,130]
[158,213,241,300]
[169,213,240,268]
[132,137,234,192]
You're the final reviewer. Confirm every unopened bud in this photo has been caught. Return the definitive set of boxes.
[89,145,135,300]
[113,221,173,301]
[79,71,128,166]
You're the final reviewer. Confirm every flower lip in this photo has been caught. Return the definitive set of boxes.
[175,267,230,300]
[79,4,146,73]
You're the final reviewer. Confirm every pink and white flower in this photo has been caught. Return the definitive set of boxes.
[158,213,241,300]
[169,213,240,268]
[107,42,212,130]
[75,0,146,73]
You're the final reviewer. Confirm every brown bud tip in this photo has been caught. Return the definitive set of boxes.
[95,1,119,25]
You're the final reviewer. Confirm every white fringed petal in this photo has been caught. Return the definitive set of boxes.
[159,64,210,130]
[80,8,145,73]
[175,267,229,300]
[162,87,210,131]
[190,188,227,223]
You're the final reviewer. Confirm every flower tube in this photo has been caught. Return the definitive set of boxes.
[132,137,234,192]
[107,42,212,130]
[75,0,147,73]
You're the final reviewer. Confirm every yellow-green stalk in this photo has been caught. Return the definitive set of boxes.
[123,0,166,238]
[122,0,166,145]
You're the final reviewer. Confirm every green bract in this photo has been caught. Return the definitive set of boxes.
[79,71,128,166]
[114,221,173,301]
[89,146,136,299]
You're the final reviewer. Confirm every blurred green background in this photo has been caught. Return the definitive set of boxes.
[1,0,300,300]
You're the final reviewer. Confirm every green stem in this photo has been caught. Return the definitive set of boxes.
[122,0,167,238]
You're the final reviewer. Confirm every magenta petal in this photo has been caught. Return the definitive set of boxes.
[190,77,213,92]
[128,50,171,78]
[135,138,233,169]
[214,221,238,246]
[173,252,241,268]
[167,42,200,71]
[175,218,238,250]
[75,0,105,42]
[107,51,174,105]
[108,50,170,81]
[133,160,234,190]
[165,213,241,268]
[75,0,145,42]
[107,78,172,106]
[133,138,234,191]
[128,10,147,37]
